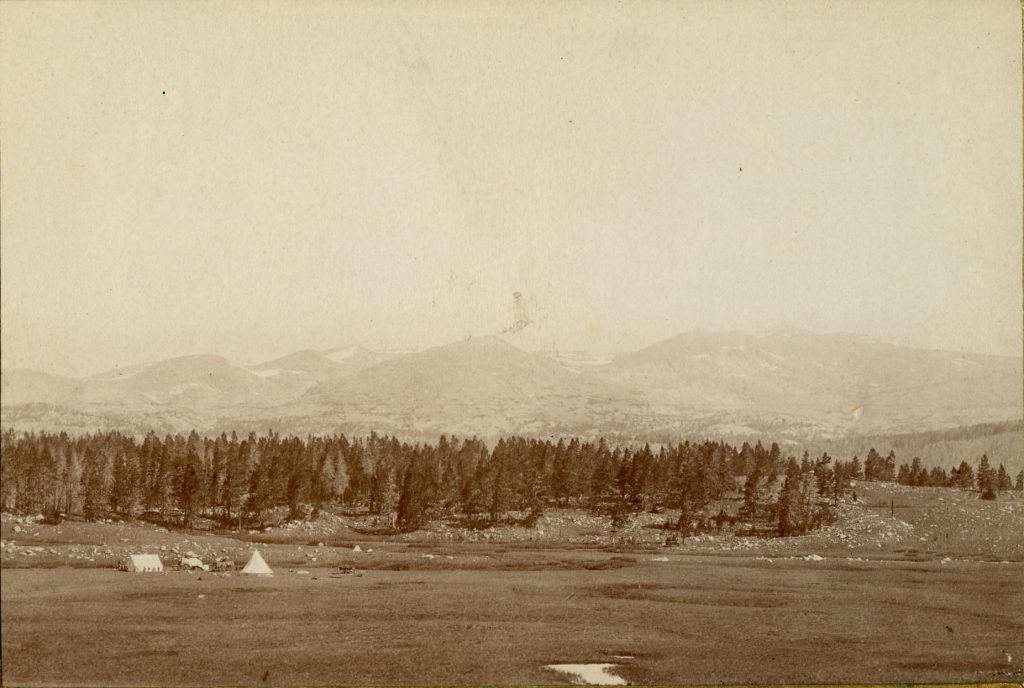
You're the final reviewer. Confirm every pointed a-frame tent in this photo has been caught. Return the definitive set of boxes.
[240,550,273,576]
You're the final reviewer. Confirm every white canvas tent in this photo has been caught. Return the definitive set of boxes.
[121,554,164,572]
[240,550,273,576]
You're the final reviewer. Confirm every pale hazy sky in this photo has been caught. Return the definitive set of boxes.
[1,0,1021,376]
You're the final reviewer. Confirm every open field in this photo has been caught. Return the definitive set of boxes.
[3,556,1022,685]
[2,482,1023,685]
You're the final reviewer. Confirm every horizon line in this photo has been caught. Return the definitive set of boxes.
[2,325,1022,380]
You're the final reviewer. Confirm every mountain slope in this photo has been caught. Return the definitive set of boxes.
[80,355,277,408]
[247,346,392,400]
[0,370,80,406]
[2,330,1020,442]
[301,336,649,436]
[598,329,1022,434]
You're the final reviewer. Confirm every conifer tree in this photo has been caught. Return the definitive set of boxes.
[864,448,881,481]
[109,453,133,515]
[952,461,974,490]
[995,464,1011,493]
[977,455,996,500]
[82,447,111,520]
[849,455,863,480]
[777,458,805,536]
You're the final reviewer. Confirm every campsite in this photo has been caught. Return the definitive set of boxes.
[2,479,1022,686]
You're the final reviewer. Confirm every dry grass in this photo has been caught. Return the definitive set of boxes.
[2,482,1022,685]
[2,554,1022,686]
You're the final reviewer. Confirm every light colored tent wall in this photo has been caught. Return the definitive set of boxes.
[125,554,164,572]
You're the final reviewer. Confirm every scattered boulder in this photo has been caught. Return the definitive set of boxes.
[180,556,209,572]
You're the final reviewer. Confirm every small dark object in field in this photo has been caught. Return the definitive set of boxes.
[338,565,354,574]
[41,510,64,525]
[380,562,410,571]
[582,558,633,571]
[261,669,270,682]
[946,625,954,633]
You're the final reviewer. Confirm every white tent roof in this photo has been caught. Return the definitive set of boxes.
[126,554,163,572]
[240,550,273,576]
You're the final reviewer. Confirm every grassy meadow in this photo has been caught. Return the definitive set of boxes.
[2,481,1023,686]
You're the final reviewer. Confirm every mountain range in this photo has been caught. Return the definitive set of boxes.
[2,330,1021,453]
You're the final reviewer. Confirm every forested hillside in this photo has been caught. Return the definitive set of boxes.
[2,429,1018,538]
[812,420,1023,473]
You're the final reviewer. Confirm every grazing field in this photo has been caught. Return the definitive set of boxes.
[3,552,1023,685]
[2,482,1023,686]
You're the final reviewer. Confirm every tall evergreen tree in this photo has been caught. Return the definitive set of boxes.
[108,453,133,515]
[995,464,1012,493]
[976,454,996,500]
[777,459,806,536]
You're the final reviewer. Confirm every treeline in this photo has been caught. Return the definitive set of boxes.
[817,419,1022,466]
[0,430,1018,537]
[892,452,1021,498]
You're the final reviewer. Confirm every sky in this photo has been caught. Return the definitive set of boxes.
[1,0,1021,377]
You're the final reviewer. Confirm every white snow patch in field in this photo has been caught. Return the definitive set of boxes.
[545,664,627,685]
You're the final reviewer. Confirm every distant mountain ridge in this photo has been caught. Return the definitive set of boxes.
[599,329,1021,429]
[2,330,1021,449]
